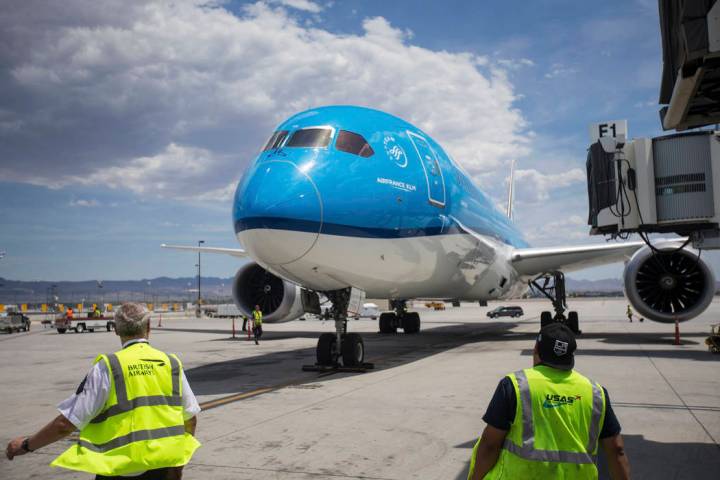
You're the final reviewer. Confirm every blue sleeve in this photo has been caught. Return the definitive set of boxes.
[482,376,516,431]
[599,387,621,439]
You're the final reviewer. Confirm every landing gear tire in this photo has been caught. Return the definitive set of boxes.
[379,312,397,334]
[540,311,552,328]
[317,332,338,365]
[57,328,66,334]
[402,312,421,334]
[567,311,580,334]
[341,333,364,366]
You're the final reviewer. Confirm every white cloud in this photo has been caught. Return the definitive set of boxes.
[524,215,588,242]
[69,198,100,207]
[496,58,535,70]
[544,63,577,79]
[269,0,324,13]
[1,0,528,200]
[514,168,586,201]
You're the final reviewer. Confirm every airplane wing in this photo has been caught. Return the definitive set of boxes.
[510,242,646,276]
[160,244,248,258]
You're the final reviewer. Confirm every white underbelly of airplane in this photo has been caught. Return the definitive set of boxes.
[238,229,524,300]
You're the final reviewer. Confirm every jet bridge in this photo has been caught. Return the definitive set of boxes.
[659,0,720,130]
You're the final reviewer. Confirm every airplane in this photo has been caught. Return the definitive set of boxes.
[163,105,716,367]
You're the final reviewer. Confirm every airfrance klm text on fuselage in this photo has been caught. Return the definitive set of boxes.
[163,105,714,366]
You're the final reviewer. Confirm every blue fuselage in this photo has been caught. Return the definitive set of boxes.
[232,105,529,299]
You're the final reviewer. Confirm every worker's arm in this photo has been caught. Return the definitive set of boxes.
[601,434,630,480]
[470,425,507,480]
[5,414,76,460]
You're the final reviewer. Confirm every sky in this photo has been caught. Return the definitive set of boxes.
[2,0,713,281]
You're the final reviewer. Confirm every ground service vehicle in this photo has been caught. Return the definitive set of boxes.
[486,306,524,318]
[0,313,31,333]
[54,314,115,334]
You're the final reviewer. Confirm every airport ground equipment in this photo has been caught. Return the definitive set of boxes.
[54,314,115,334]
[658,0,720,131]
[424,301,446,310]
[0,312,30,333]
[706,324,720,353]
[585,123,718,323]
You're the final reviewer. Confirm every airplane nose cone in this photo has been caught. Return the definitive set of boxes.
[235,160,322,265]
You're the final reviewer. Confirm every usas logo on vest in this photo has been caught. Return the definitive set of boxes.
[543,393,582,409]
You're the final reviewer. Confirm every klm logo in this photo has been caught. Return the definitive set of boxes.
[543,394,581,409]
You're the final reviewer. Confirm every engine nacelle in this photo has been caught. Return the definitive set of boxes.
[232,262,305,323]
[624,246,715,323]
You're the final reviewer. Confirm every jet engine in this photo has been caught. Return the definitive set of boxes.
[232,262,305,323]
[624,246,715,323]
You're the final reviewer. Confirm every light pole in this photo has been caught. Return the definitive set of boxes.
[197,240,204,311]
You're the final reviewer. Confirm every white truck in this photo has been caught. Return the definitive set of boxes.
[54,313,115,334]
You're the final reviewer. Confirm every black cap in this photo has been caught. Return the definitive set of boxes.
[536,323,576,370]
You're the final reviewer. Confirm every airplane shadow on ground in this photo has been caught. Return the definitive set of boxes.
[183,320,717,399]
[453,434,720,480]
[183,321,521,396]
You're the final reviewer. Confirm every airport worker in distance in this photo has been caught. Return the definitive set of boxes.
[626,304,633,323]
[252,304,263,345]
[468,323,630,480]
[66,306,74,320]
[5,302,201,480]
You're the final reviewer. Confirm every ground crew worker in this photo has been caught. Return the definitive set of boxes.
[66,306,74,320]
[94,305,102,318]
[5,302,201,479]
[252,304,263,345]
[626,304,633,323]
[241,314,249,332]
[468,323,630,479]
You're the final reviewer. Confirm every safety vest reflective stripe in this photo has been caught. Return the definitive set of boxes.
[77,425,186,453]
[90,352,181,424]
[510,369,604,465]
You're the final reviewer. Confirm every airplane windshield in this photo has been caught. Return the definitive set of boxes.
[286,128,333,148]
[336,130,374,158]
[262,130,288,151]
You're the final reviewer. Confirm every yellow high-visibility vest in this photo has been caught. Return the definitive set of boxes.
[253,310,263,325]
[469,365,605,479]
[52,342,200,476]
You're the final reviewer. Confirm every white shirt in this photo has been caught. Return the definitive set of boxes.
[57,339,200,437]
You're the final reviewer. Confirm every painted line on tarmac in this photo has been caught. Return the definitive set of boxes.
[199,370,339,411]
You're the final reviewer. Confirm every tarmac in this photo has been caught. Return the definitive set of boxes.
[1,297,719,479]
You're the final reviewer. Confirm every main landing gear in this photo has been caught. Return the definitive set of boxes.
[378,300,421,334]
[530,271,581,334]
[315,288,366,367]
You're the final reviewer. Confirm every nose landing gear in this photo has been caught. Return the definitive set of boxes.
[314,288,368,368]
[530,271,581,334]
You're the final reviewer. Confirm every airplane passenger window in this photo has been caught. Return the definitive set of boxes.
[262,130,288,151]
[286,128,333,148]
[335,130,374,158]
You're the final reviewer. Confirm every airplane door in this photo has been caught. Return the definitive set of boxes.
[408,131,446,207]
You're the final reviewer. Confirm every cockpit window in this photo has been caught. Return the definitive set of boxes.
[262,130,288,151]
[335,130,374,158]
[286,128,333,148]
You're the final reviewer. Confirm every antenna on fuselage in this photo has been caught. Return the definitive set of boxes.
[506,159,516,220]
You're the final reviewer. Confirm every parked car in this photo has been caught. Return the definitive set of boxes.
[486,306,524,318]
[0,312,31,333]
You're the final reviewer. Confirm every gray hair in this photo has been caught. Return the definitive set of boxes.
[115,302,151,337]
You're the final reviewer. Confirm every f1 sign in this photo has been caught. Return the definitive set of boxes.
[589,120,627,143]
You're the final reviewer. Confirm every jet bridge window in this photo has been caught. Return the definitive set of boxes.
[335,130,374,158]
[262,130,288,151]
[286,128,333,148]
